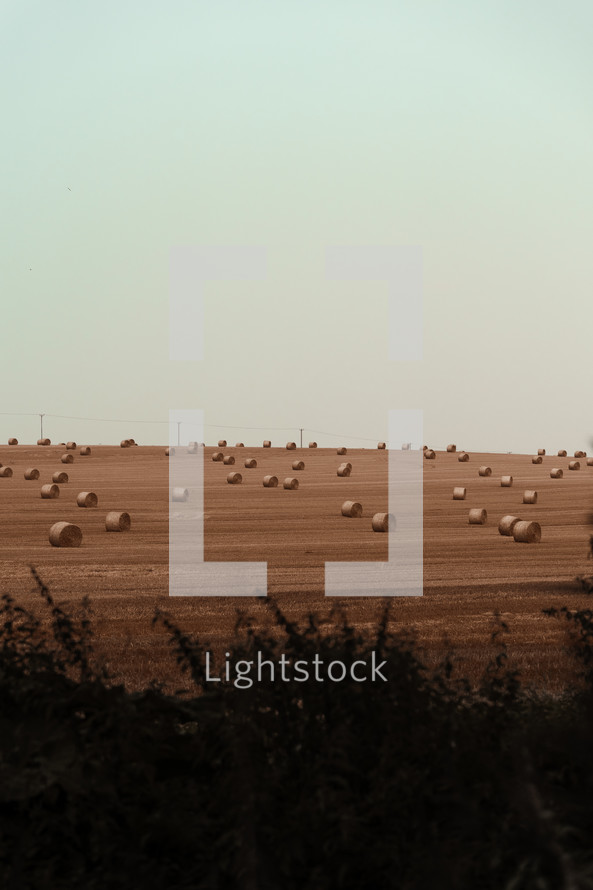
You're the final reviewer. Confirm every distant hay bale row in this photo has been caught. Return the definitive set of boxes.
[24,468,40,480]
[575,450,586,458]
[341,500,362,518]
[0,467,13,478]
[424,450,435,460]
[458,452,469,462]
[452,487,466,500]
[120,440,132,448]
[532,456,543,465]
[292,460,305,470]
[77,491,98,508]
[447,444,456,452]
[218,440,227,447]
[468,508,487,525]
[235,442,244,448]
[550,468,563,478]
[80,446,91,455]
[8,438,18,445]
[478,466,492,477]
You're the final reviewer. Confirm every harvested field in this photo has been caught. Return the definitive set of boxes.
[0,444,591,692]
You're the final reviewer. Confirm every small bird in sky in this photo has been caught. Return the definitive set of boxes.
[67,187,71,191]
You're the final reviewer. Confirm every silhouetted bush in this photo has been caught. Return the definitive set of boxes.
[2,570,593,888]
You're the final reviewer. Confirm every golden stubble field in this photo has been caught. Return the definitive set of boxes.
[1,442,592,691]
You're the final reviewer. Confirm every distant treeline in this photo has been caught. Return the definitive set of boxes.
[1,569,593,889]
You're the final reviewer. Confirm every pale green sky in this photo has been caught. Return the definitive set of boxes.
[1,1,592,452]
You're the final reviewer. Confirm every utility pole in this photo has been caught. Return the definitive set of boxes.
[177,421,181,446]
[39,413,45,440]
[299,427,303,448]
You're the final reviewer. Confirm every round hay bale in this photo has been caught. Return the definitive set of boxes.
[49,522,82,548]
[37,438,51,446]
[308,442,317,448]
[40,483,59,498]
[105,511,131,532]
[378,442,386,450]
[537,449,546,456]
[513,520,541,544]
[587,458,593,467]
[532,456,543,464]
[424,450,436,460]
[227,472,242,484]
[501,476,513,487]
[446,444,457,452]
[558,450,567,457]
[0,467,13,478]
[574,451,586,459]
[52,471,68,483]
[211,452,224,462]
[187,442,198,454]
[569,460,580,471]
[337,447,347,455]
[66,441,77,450]
[372,512,395,532]
[244,458,257,468]
[235,442,244,448]
[263,440,271,448]
[283,477,299,490]
[286,442,297,450]
[165,447,172,456]
[341,500,362,518]
[458,452,470,462]
[223,455,235,465]
[120,440,131,448]
[468,508,487,525]
[172,487,189,502]
[77,491,98,508]
[292,460,305,470]
[550,468,563,478]
[61,453,74,464]
[263,475,278,487]
[478,466,492,476]
[218,440,227,448]
[128,439,137,446]
[523,490,538,504]
[8,438,18,445]
[422,445,428,451]
[452,487,466,500]
[498,515,521,536]
[79,446,91,455]
[337,465,351,477]
[24,468,40,480]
